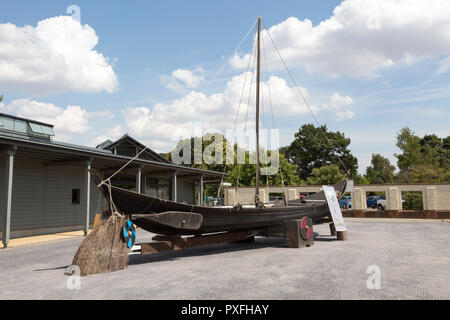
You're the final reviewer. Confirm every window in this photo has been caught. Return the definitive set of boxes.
[28,122,55,136]
[145,178,171,200]
[0,117,28,133]
[1,116,14,130]
[0,116,53,136]
[72,189,80,204]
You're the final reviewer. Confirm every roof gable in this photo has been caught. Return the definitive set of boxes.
[97,134,171,163]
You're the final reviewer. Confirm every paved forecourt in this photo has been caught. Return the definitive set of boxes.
[0,218,448,299]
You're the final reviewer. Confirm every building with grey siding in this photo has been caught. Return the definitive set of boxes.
[0,113,223,248]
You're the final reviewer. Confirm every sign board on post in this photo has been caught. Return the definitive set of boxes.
[323,185,347,232]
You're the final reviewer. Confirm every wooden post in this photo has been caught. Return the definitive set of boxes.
[92,214,101,229]
[255,16,261,205]
[329,223,337,236]
[337,231,348,241]
[286,219,313,248]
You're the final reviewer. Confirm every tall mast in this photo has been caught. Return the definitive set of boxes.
[255,16,261,205]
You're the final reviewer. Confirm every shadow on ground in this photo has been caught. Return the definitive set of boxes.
[129,233,336,265]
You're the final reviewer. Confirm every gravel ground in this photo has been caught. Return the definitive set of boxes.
[0,218,449,300]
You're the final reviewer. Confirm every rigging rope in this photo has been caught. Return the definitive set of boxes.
[261,27,288,204]
[96,146,150,216]
[261,19,351,177]
[98,146,149,188]
[236,36,258,190]
[184,18,257,201]
[216,34,257,199]
[200,18,258,93]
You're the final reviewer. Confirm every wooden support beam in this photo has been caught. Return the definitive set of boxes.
[285,219,313,248]
[329,223,337,237]
[93,214,101,229]
[234,236,255,244]
[139,230,253,255]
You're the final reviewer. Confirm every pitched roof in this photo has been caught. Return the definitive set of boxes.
[96,134,171,163]
[0,129,224,178]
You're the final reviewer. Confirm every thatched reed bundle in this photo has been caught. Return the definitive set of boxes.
[72,214,129,276]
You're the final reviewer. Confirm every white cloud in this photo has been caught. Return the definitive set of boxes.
[0,16,118,95]
[327,93,354,110]
[165,68,205,93]
[90,125,124,147]
[122,71,353,151]
[172,69,205,88]
[322,92,355,121]
[231,0,450,78]
[86,109,115,119]
[0,98,109,141]
[336,110,355,121]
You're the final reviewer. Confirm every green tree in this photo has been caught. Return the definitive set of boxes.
[403,191,423,210]
[411,165,450,183]
[306,165,345,186]
[395,128,450,183]
[165,133,235,174]
[165,134,302,197]
[226,151,302,187]
[354,174,370,185]
[365,154,396,184]
[285,124,358,180]
[395,127,422,172]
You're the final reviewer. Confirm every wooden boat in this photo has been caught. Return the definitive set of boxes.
[96,17,348,237]
[95,177,347,235]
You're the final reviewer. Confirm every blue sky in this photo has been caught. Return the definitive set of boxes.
[1,0,450,174]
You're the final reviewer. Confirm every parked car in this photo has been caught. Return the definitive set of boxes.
[269,195,285,202]
[377,196,386,210]
[339,196,351,209]
[366,195,380,209]
[377,195,406,210]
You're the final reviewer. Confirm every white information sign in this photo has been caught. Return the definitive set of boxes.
[323,185,347,232]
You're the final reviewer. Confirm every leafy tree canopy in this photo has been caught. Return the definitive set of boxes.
[284,124,358,180]
[365,154,396,184]
[306,165,345,186]
[164,133,300,188]
[395,127,450,183]
[226,151,302,187]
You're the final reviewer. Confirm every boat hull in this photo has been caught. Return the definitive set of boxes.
[96,177,347,236]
